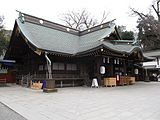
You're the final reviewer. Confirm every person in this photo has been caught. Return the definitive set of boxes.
[91,77,99,88]
[42,80,46,89]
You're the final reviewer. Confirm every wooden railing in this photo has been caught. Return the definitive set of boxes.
[18,73,85,88]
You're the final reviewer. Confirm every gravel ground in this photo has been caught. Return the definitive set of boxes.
[1,82,160,120]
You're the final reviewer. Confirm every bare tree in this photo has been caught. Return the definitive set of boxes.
[152,0,160,21]
[100,11,110,24]
[130,0,160,51]
[60,9,109,31]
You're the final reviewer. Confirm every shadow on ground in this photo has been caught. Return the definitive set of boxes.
[0,102,27,120]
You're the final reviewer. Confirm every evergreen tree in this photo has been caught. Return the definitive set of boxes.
[131,0,160,51]
[0,16,9,56]
[117,26,135,40]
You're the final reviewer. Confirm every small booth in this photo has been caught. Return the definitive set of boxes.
[0,59,16,84]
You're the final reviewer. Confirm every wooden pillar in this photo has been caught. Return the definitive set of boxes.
[144,69,150,82]
[123,59,127,76]
[111,58,114,76]
[157,57,159,66]
[95,57,102,86]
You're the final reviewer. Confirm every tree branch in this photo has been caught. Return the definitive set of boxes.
[100,11,109,24]
[130,8,147,20]
[60,9,108,30]
[152,5,160,21]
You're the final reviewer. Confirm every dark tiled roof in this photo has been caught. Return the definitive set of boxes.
[15,12,142,55]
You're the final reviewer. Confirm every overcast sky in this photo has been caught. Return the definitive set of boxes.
[0,0,153,31]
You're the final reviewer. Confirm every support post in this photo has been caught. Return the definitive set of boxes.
[157,57,159,66]
[43,52,57,93]
[60,81,63,88]
[144,69,150,82]
[45,52,52,79]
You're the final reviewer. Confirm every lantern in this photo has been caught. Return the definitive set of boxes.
[100,66,105,74]
[135,69,138,74]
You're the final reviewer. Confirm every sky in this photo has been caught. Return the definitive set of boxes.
[0,0,154,31]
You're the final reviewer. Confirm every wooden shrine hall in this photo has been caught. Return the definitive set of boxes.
[4,12,148,87]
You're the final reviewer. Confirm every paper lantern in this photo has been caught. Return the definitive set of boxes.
[135,69,138,74]
[100,66,105,74]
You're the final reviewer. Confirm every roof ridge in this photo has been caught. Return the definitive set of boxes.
[80,21,115,36]
[17,11,115,36]
[17,11,79,31]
